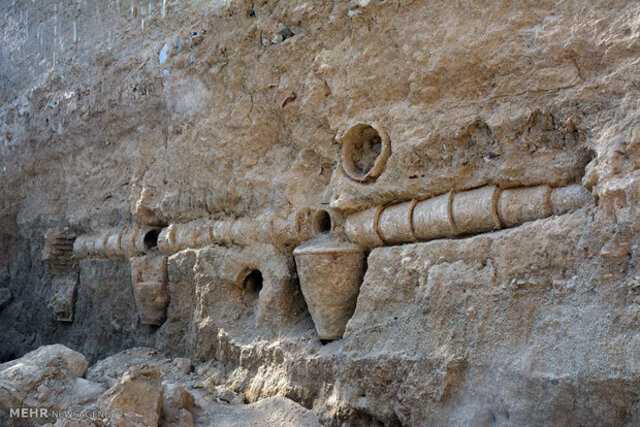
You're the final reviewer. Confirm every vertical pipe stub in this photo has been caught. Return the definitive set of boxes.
[293,235,366,340]
[338,123,391,183]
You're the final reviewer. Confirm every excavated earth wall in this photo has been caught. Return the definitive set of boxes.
[2,1,640,425]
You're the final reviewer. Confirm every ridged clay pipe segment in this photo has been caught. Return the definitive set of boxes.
[73,233,96,258]
[451,185,502,235]
[550,184,592,215]
[497,185,551,228]
[102,231,119,259]
[72,235,93,258]
[157,225,176,254]
[343,205,384,248]
[93,232,107,256]
[158,223,204,255]
[378,200,417,245]
[210,220,234,247]
[344,184,592,249]
[174,222,200,249]
[412,191,455,241]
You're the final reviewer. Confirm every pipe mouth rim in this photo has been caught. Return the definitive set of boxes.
[339,123,391,183]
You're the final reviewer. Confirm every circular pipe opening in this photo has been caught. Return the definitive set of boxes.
[312,210,332,235]
[340,123,391,183]
[242,269,263,293]
[143,229,160,250]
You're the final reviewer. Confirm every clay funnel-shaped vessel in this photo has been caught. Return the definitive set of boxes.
[293,235,365,340]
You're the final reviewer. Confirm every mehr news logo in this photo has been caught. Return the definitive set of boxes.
[10,407,106,419]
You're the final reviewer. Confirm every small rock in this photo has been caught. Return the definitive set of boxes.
[190,30,204,45]
[172,357,192,375]
[163,383,195,425]
[198,365,224,389]
[164,383,195,411]
[601,234,632,258]
[172,409,195,426]
[174,38,183,52]
[159,43,170,64]
[70,377,106,405]
[272,23,295,44]
[260,32,270,47]
[232,391,246,405]
[97,365,163,427]
[24,344,88,378]
[214,386,238,403]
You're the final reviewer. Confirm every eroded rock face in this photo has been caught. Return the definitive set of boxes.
[2,0,640,425]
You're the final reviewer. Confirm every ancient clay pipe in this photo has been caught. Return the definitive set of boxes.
[156,218,266,255]
[344,184,592,249]
[72,226,160,260]
[155,210,325,255]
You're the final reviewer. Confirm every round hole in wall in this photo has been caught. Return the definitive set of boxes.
[312,210,332,235]
[242,269,263,293]
[143,229,160,250]
[340,123,391,183]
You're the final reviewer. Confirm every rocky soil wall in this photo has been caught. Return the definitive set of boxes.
[2,1,640,425]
